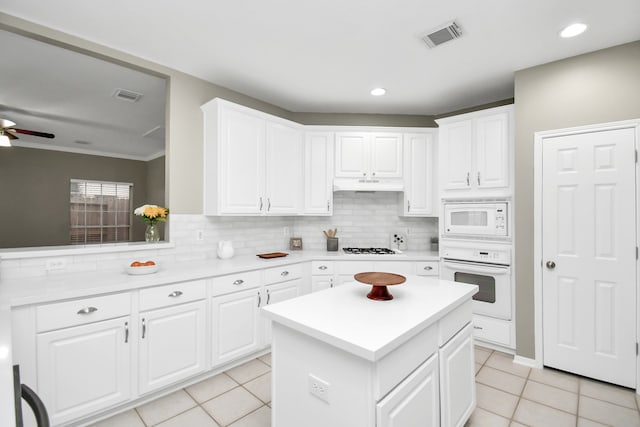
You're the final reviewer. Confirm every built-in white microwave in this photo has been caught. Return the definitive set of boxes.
[443,202,508,238]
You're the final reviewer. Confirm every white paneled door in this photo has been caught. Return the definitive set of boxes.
[542,126,636,387]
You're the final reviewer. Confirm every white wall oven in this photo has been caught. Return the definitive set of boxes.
[440,244,512,320]
[443,201,508,239]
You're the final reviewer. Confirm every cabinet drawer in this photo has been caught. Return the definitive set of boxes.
[438,300,472,346]
[36,293,131,332]
[211,270,261,296]
[311,261,334,275]
[416,261,439,276]
[375,261,414,275]
[336,261,375,275]
[472,315,513,347]
[139,280,206,312]
[264,263,303,284]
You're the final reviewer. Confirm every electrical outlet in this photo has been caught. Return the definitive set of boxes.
[46,258,67,271]
[390,232,408,250]
[196,229,204,241]
[308,373,330,403]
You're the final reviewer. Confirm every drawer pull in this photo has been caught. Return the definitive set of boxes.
[142,318,146,339]
[281,270,289,277]
[233,279,244,285]
[77,306,98,315]
[473,326,483,330]
[257,291,261,307]
[423,266,433,271]
[318,265,328,270]
[124,321,129,343]
[168,291,183,298]
[266,289,271,304]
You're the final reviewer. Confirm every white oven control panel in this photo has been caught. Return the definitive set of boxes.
[441,246,511,265]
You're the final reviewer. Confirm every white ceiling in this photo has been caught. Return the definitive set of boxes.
[0,0,639,154]
[0,29,167,160]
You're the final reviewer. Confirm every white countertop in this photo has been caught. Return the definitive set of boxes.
[262,276,477,361]
[2,250,439,307]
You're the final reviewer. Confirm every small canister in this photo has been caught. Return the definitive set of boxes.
[327,237,339,251]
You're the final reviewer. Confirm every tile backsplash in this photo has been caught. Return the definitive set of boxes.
[1,192,438,279]
[293,192,438,251]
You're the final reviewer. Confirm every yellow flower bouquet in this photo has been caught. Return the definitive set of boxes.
[134,204,169,225]
[135,205,169,242]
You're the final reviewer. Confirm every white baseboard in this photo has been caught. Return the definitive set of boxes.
[513,355,540,369]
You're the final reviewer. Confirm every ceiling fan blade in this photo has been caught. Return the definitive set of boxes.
[11,128,55,139]
[5,131,18,140]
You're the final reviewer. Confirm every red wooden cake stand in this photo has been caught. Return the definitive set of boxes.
[354,272,406,301]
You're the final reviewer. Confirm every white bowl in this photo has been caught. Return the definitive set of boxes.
[125,263,159,275]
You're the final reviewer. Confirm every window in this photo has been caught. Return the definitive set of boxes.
[70,180,133,244]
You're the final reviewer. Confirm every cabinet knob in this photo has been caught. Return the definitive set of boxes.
[546,261,556,270]
[318,265,328,270]
[77,306,98,315]
[424,266,433,271]
[281,271,289,276]
[233,279,244,285]
[168,291,183,298]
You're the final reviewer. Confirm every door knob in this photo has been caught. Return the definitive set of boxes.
[546,261,556,269]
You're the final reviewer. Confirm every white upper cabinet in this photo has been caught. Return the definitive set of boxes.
[265,122,303,214]
[400,132,437,217]
[202,98,303,216]
[304,132,334,215]
[437,105,513,198]
[335,132,403,180]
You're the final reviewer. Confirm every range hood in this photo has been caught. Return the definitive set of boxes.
[333,178,404,192]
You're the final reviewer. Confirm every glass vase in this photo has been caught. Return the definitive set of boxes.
[145,223,160,243]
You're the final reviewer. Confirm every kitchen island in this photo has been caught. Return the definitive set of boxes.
[262,275,478,427]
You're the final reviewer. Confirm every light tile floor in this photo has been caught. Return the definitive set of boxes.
[91,348,640,427]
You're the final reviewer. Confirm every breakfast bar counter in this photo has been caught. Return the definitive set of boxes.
[262,276,478,427]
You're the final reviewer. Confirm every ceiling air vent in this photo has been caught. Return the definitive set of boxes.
[421,21,462,48]
[112,88,143,103]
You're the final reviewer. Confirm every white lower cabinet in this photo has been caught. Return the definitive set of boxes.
[211,288,262,366]
[376,353,440,427]
[138,300,207,395]
[36,316,132,426]
[211,265,303,366]
[439,323,475,427]
[263,279,301,344]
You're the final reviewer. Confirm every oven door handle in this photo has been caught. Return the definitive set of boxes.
[442,261,510,275]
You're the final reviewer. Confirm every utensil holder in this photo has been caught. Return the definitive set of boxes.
[326,237,338,251]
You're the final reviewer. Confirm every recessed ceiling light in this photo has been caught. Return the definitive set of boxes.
[560,23,587,38]
[371,88,386,96]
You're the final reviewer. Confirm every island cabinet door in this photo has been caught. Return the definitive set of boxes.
[211,288,262,366]
[439,323,475,427]
[376,353,440,427]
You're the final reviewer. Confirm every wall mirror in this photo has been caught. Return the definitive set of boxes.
[0,28,167,249]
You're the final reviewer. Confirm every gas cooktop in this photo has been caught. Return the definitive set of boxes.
[342,247,397,255]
